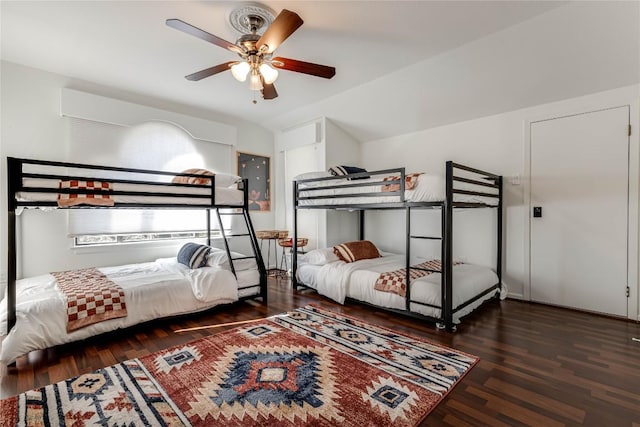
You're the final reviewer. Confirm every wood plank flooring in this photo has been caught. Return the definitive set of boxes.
[2,276,639,426]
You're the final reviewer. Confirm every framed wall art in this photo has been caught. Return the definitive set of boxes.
[236,151,271,211]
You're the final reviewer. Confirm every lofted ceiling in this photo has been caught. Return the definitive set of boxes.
[2,1,638,142]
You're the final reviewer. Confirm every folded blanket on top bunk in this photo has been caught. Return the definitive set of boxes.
[374,260,462,297]
[51,268,127,332]
[57,180,115,207]
[381,172,423,192]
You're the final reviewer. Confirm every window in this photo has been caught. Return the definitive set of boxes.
[67,119,235,239]
[74,229,229,247]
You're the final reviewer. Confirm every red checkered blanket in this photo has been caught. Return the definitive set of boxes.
[374,260,461,297]
[51,268,127,332]
[57,180,114,207]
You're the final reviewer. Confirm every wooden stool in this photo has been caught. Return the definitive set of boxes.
[278,237,308,276]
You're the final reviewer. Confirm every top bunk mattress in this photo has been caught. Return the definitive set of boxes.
[297,173,498,206]
[16,178,244,206]
[8,157,246,208]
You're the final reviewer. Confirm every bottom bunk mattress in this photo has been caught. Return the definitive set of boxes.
[296,254,500,322]
[0,258,260,364]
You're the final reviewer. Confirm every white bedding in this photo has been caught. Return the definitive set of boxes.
[0,258,261,364]
[16,178,244,206]
[297,173,497,206]
[296,254,499,322]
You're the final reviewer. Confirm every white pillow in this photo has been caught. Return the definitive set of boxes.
[207,248,257,271]
[214,172,242,188]
[172,169,240,187]
[300,248,340,265]
[294,171,332,181]
[294,171,346,189]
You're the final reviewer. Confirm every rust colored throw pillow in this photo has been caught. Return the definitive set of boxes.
[333,240,381,263]
[172,168,214,185]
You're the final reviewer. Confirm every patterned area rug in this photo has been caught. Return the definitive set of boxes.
[0,305,478,426]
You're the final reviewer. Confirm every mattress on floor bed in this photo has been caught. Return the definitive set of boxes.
[0,258,260,364]
[296,254,499,322]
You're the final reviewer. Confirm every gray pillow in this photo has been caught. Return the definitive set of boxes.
[177,243,210,269]
[328,165,369,180]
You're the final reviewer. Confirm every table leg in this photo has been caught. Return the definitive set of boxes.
[271,239,276,275]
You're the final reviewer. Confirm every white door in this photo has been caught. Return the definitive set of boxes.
[530,106,629,316]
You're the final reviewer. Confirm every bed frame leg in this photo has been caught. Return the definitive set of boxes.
[436,322,457,332]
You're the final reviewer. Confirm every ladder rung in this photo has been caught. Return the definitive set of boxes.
[227,233,250,237]
[411,267,441,273]
[232,256,255,260]
[218,212,243,215]
[409,235,442,240]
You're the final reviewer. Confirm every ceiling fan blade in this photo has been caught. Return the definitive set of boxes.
[272,57,336,79]
[166,19,243,54]
[256,9,303,54]
[261,80,278,100]
[185,62,235,81]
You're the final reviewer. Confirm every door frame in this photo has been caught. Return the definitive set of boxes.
[523,97,639,320]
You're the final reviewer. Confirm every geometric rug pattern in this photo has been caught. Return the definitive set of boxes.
[0,305,478,426]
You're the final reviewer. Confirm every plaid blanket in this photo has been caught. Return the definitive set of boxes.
[51,268,127,332]
[381,173,422,192]
[57,180,114,207]
[374,260,461,297]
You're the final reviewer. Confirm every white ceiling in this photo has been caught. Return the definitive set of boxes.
[2,1,638,142]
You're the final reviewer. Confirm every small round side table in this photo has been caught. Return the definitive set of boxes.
[257,230,288,275]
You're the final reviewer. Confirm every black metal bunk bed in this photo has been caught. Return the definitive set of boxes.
[5,156,268,335]
[291,161,502,331]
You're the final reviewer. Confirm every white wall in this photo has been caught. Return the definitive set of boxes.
[0,61,274,284]
[267,1,640,143]
[360,84,640,317]
[325,119,361,246]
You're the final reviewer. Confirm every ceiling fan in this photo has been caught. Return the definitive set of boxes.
[166,4,336,101]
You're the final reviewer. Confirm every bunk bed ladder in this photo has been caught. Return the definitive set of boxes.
[214,208,238,277]
[406,208,446,315]
[242,208,268,302]
[292,180,299,290]
[214,207,268,302]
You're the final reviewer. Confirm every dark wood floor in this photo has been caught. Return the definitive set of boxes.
[2,276,639,426]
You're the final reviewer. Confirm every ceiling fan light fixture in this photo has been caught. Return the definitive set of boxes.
[259,63,278,84]
[167,6,335,101]
[231,61,250,82]
[249,71,263,91]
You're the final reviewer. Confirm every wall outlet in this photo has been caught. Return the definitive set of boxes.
[509,174,521,186]
[0,271,6,282]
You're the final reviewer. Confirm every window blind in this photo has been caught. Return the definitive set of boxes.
[67,118,233,236]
